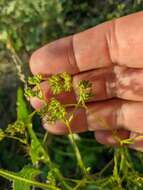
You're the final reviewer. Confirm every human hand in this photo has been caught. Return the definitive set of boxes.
[29,11,143,151]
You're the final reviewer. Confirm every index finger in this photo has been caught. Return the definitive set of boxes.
[30,11,143,76]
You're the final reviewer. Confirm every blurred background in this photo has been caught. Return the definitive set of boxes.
[0,0,143,189]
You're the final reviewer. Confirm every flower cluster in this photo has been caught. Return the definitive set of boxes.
[25,72,93,126]
[40,98,67,124]
[48,72,72,95]
[25,74,43,100]
[0,129,5,141]
[6,121,25,136]
[78,80,93,106]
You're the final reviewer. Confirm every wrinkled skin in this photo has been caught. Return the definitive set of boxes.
[29,11,143,151]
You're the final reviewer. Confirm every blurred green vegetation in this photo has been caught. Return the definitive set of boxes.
[0,0,143,189]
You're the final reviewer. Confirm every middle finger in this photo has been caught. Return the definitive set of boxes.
[31,65,143,109]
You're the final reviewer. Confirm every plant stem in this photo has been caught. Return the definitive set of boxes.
[5,135,27,144]
[73,177,87,190]
[26,122,52,166]
[96,159,114,177]
[120,135,143,146]
[64,119,87,175]
[113,149,123,188]
[42,132,48,145]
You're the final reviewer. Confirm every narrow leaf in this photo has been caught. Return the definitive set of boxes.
[13,166,40,190]
[0,168,61,190]
[17,87,29,121]
[27,123,51,165]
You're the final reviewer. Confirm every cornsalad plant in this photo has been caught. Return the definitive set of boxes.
[0,48,143,190]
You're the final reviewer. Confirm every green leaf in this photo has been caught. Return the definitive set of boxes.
[27,123,71,190]
[13,166,40,190]
[0,168,60,190]
[27,123,51,165]
[17,87,29,122]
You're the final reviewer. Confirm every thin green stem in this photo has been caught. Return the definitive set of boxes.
[64,119,87,175]
[29,110,37,119]
[120,135,143,146]
[5,135,27,144]
[73,177,87,190]
[63,101,89,175]
[26,122,51,166]
[68,103,80,123]
[42,132,48,145]
[94,159,114,178]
